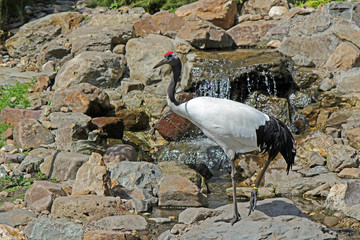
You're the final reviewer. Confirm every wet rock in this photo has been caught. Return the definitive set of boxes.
[177,15,234,49]
[0,224,27,239]
[40,151,89,181]
[241,0,288,15]
[0,108,42,127]
[54,51,125,90]
[95,215,148,231]
[156,111,198,141]
[325,41,360,70]
[13,119,54,150]
[325,181,360,221]
[126,34,175,85]
[92,117,124,139]
[72,153,111,196]
[226,186,276,199]
[175,0,237,29]
[83,230,138,240]
[227,20,277,47]
[25,180,66,212]
[134,11,185,37]
[108,161,162,194]
[180,198,335,239]
[51,195,128,222]
[24,217,83,240]
[50,83,112,117]
[178,208,220,224]
[324,216,339,227]
[326,143,358,173]
[158,161,207,193]
[103,144,138,165]
[338,168,360,179]
[0,209,36,227]
[158,175,208,207]
[70,24,134,54]
[5,12,83,58]
[115,109,149,131]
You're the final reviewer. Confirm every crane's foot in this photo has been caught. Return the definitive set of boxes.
[248,188,259,216]
[214,213,241,226]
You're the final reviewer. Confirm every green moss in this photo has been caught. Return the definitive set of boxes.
[296,0,345,8]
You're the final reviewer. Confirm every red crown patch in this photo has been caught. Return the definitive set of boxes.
[164,51,173,56]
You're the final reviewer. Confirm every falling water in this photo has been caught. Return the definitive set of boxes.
[195,78,231,99]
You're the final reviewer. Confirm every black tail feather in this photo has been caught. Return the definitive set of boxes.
[256,116,296,174]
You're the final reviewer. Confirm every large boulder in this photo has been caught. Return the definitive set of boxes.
[325,41,360,70]
[53,51,125,90]
[95,215,148,231]
[0,108,42,127]
[176,15,234,49]
[70,24,134,54]
[50,83,112,117]
[5,12,83,58]
[175,0,237,30]
[13,119,54,150]
[134,11,185,37]
[25,181,67,212]
[126,34,175,85]
[227,20,277,47]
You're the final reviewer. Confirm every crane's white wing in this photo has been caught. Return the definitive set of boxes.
[171,97,269,158]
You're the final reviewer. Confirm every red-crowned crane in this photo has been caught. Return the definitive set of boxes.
[154,51,296,225]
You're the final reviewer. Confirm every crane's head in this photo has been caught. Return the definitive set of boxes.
[153,51,180,69]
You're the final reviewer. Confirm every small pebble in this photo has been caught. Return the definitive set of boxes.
[324,216,339,227]
[0,191,9,197]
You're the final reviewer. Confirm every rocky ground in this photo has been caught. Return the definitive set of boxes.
[0,0,359,239]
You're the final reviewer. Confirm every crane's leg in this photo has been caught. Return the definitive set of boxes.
[215,158,241,225]
[248,157,273,216]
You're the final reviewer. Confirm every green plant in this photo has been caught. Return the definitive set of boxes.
[0,81,33,110]
[296,0,345,8]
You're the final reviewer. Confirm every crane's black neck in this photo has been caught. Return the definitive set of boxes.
[167,62,182,106]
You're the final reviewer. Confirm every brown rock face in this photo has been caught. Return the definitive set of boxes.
[72,153,112,196]
[92,117,124,139]
[325,42,360,70]
[50,83,112,117]
[103,144,138,165]
[25,181,67,212]
[176,0,237,29]
[158,175,208,207]
[0,108,42,127]
[134,11,185,37]
[13,119,54,150]
[177,15,234,49]
[227,20,277,47]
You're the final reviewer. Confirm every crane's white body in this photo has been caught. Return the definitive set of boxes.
[167,96,270,159]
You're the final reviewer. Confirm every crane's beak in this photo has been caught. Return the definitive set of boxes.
[153,58,167,69]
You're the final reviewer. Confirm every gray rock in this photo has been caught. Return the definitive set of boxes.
[335,68,360,93]
[241,0,288,15]
[326,143,358,172]
[108,161,162,195]
[103,144,138,165]
[14,155,43,175]
[178,207,220,224]
[40,151,89,181]
[126,34,175,86]
[47,112,92,129]
[95,215,148,231]
[0,209,36,227]
[25,180,67,212]
[292,54,315,67]
[322,2,360,26]
[149,217,171,223]
[70,24,134,54]
[180,198,336,240]
[13,119,55,151]
[53,51,125,90]
[299,166,329,177]
[309,151,327,168]
[24,217,83,240]
[158,230,177,240]
[51,196,128,223]
[325,181,360,221]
